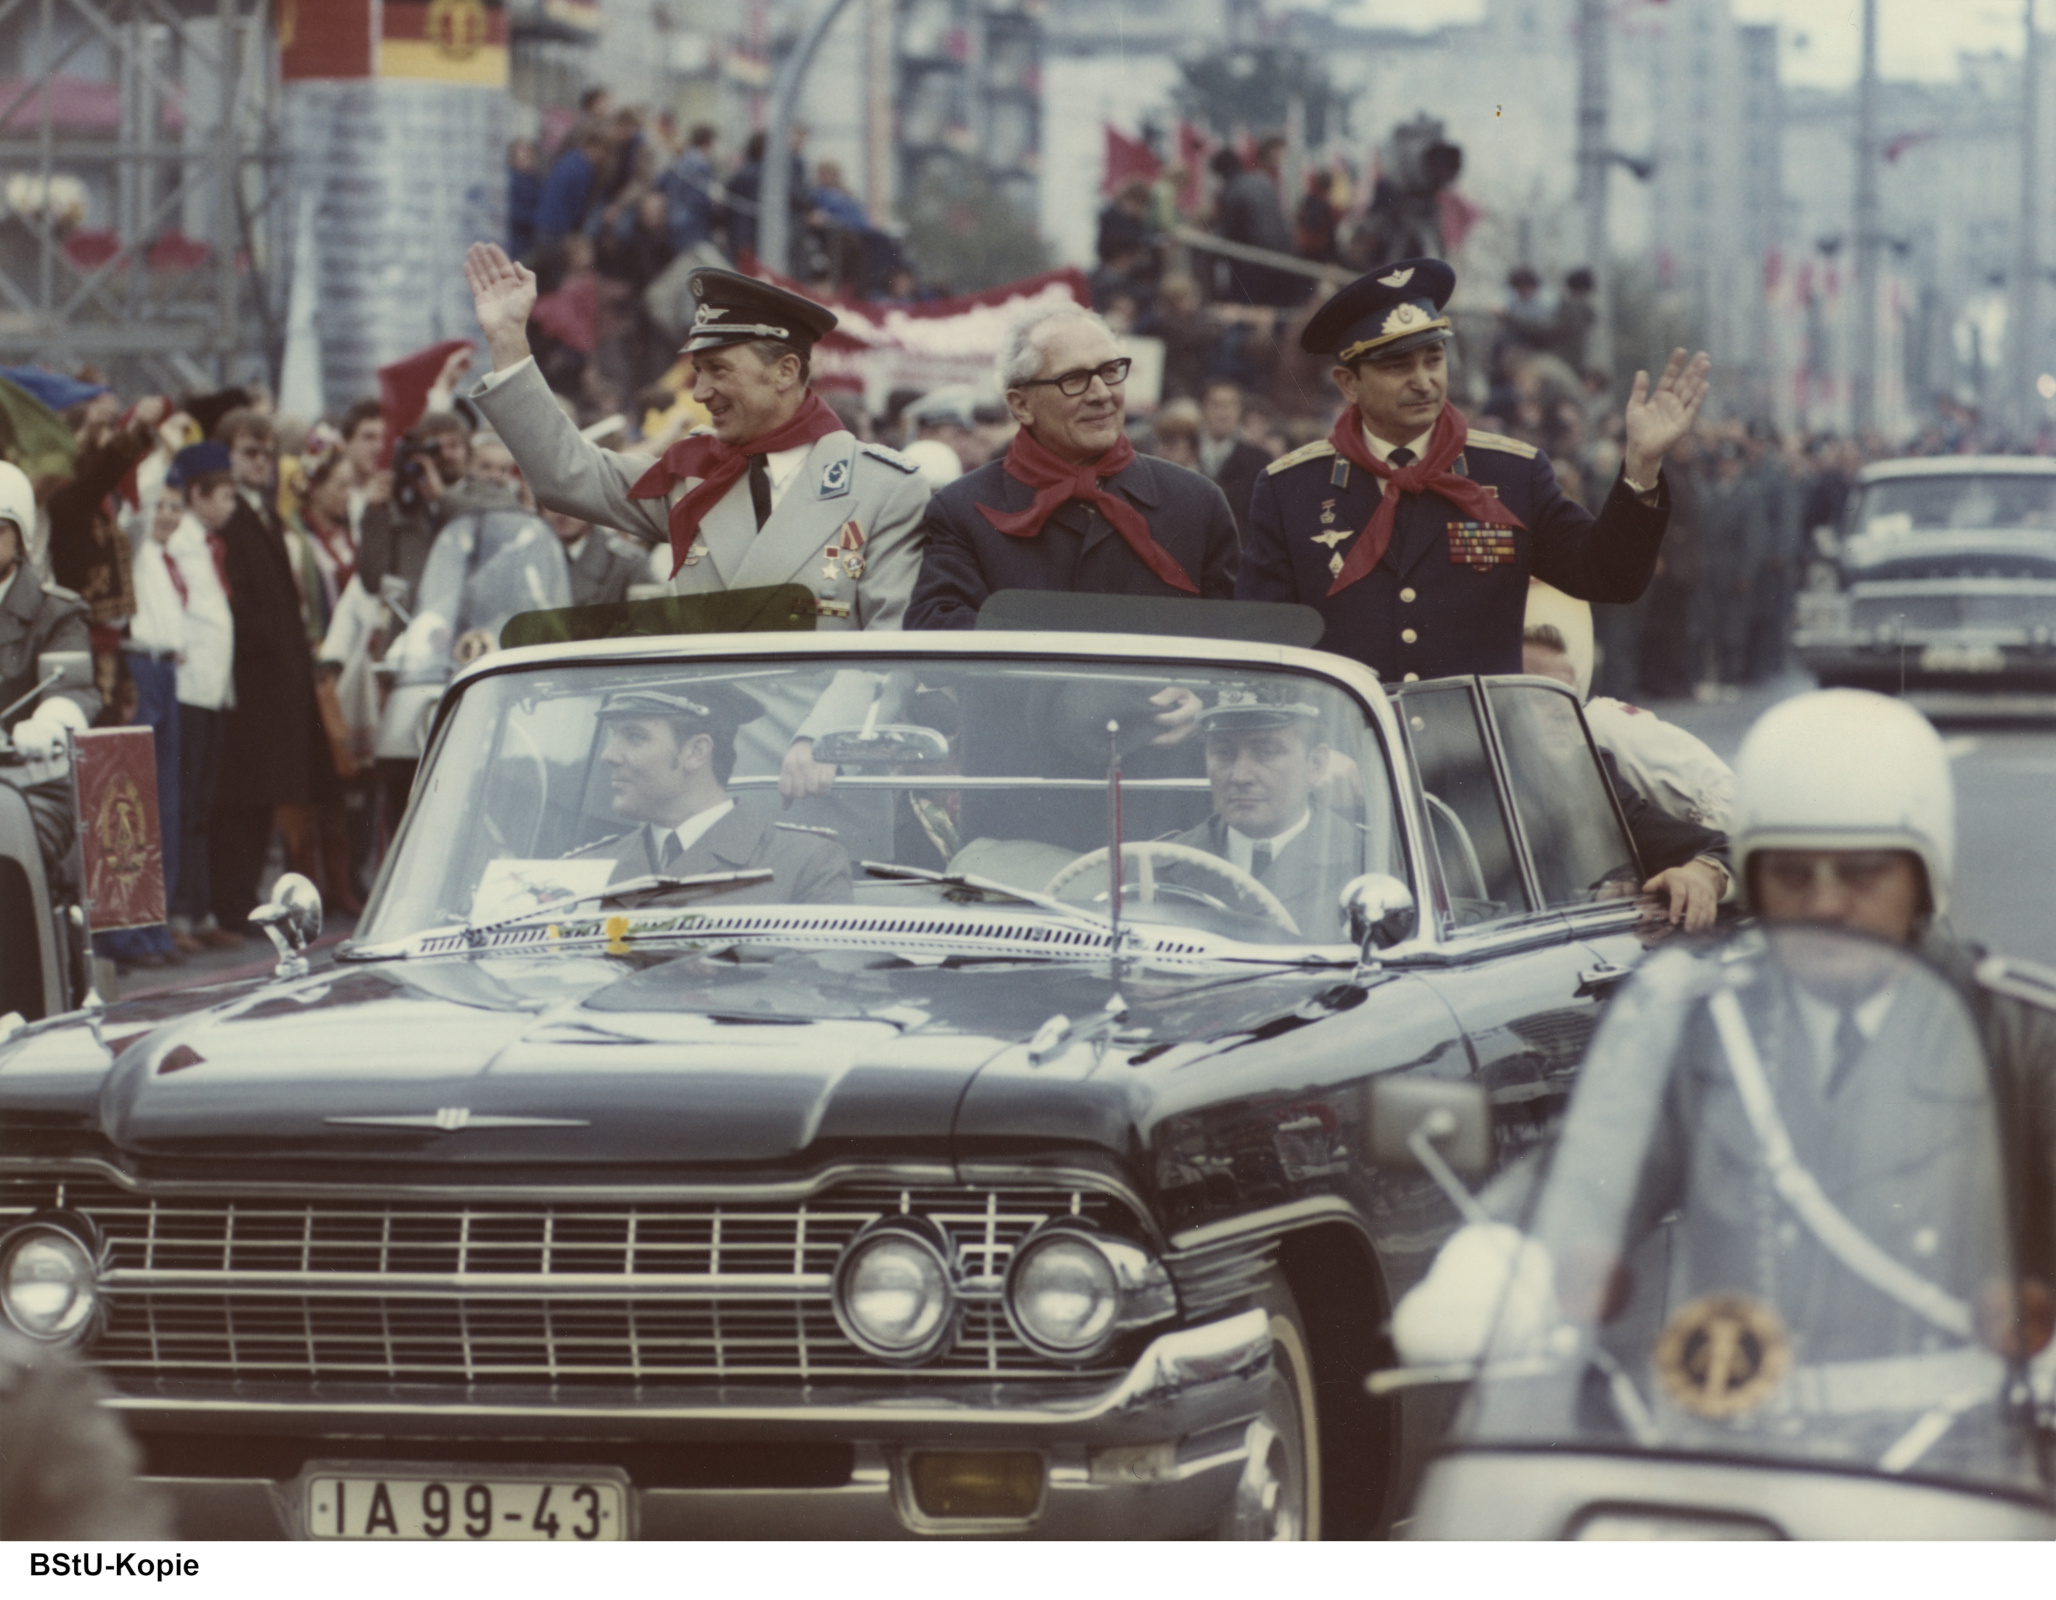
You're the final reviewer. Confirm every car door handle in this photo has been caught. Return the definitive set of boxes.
[1576,962,1633,998]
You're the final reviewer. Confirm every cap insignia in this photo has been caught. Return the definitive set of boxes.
[692,303,726,326]
[1377,267,1416,288]
[1382,301,1429,337]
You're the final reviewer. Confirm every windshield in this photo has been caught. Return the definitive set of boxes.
[1456,925,2047,1498]
[1852,475,2056,537]
[354,653,1404,951]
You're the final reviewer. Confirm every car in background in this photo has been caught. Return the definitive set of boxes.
[0,614,1668,1541]
[1795,456,2056,703]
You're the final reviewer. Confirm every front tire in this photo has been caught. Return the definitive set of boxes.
[1219,1280,1321,1540]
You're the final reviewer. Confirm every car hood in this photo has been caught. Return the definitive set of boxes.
[5,944,1341,1179]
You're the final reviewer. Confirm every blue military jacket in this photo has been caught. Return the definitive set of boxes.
[1236,426,1669,683]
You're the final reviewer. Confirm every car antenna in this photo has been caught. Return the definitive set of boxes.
[1105,718,1129,1005]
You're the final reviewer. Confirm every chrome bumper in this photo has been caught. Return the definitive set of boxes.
[116,1311,1273,1540]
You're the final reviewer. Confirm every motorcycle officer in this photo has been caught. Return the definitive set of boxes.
[0,460,101,889]
[1390,687,2056,1367]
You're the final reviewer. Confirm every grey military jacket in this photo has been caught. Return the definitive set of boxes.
[470,358,929,630]
[568,802,852,907]
[0,567,100,735]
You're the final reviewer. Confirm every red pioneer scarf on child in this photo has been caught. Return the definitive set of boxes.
[626,391,844,576]
[1323,403,1526,596]
[976,429,1197,594]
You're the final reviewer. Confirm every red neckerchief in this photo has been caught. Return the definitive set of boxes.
[161,547,188,608]
[975,428,1197,594]
[306,511,356,594]
[1324,403,1526,596]
[626,391,843,576]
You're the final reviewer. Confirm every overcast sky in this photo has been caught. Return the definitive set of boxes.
[1334,0,2035,85]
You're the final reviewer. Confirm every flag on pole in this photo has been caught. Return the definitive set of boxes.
[73,727,166,931]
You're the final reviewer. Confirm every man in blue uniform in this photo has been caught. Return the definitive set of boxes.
[1237,258,1710,684]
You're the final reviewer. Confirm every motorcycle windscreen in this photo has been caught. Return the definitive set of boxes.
[1460,925,2049,1499]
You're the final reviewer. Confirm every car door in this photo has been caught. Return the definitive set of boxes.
[1388,677,1642,1159]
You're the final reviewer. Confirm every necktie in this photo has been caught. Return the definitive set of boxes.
[747,454,773,530]
[1386,446,1416,469]
[1250,841,1274,880]
[1826,1009,1865,1095]
[658,830,687,876]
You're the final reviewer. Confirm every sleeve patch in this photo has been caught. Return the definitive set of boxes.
[1264,439,1337,476]
[859,442,921,474]
[1464,429,1541,460]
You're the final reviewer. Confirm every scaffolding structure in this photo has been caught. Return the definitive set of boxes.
[0,0,279,395]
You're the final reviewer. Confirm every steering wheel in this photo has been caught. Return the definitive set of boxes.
[1045,842,1301,937]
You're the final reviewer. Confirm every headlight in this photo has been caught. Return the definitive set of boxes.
[832,1220,956,1364]
[0,1220,101,1345]
[1004,1222,1174,1363]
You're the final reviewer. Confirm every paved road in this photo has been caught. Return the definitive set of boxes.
[1645,674,2056,965]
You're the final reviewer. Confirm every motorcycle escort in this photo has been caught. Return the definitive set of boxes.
[0,649,100,1021]
[1376,923,2056,1539]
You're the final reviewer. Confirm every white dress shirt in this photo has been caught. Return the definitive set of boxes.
[1224,807,1314,874]
[653,799,736,868]
[127,537,187,657]
[165,516,234,711]
[1790,981,1896,1094]
[1360,422,1434,465]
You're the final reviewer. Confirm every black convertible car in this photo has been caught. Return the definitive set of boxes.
[0,626,1661,1540]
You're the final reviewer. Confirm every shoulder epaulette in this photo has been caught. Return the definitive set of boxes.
[1975,955,2056,1014]
[775,821,839,838]
[1464,429,1540,460]
[1264,439,1337,476]
[859,442,920,474]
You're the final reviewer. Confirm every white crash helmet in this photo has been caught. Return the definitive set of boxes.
[0,460,32,547]
[1732,689,1953,916]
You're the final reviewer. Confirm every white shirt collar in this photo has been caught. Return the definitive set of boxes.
[1360,421,1434,464]
[655,799,736,867]
[761,444,811,512]
[1224,807,1313,873]
[1790,980,1898,1093]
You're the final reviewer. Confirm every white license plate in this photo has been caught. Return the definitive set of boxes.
[306,1471,627,1540]
[1919,643,2006,673]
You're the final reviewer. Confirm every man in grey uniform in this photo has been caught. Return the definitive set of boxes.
[570,684,850,907]
[462,243,928,838]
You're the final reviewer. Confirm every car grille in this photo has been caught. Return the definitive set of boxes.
[2,1175,1165,1387]
[1850,587,2056,632]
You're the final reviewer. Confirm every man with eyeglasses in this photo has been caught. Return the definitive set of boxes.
[1237,258,1710,687]
[904,303,1241,630]
[208,408,340,935]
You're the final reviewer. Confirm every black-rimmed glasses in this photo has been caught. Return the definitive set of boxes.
[1018,358,1132,398]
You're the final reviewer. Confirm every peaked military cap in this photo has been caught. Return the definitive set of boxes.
[598,681,765,732]
[1302,258,1456,365]
[683,268,838,356]
[1197,680,1322,733]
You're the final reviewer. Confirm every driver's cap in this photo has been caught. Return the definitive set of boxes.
[598,682,764,732]
[1732,689,1953,915]
[1198,681,1322,733]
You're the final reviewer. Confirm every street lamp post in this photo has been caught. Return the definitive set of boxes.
[1853,0,1880,434]
[760,0,862,278]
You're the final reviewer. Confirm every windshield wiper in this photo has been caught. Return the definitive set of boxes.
[392,869,776,954]
[860,861,1115,933]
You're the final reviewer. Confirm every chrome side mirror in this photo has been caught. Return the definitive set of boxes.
[810,724,952,766]
[1340,873,1414,970]
[250,873,323,979]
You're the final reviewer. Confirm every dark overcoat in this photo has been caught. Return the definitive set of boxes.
[1236,426,1669,683]
[906,449,1241,630]
[214,499,337,808]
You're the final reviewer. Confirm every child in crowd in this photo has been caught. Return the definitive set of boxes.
[161,443,238,954]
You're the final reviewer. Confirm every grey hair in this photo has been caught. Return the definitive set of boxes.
[995,303,1118,392]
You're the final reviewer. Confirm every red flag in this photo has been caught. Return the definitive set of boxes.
[72,727,165,931]
[1437,189,1485,255]
[1102,125,1162,195]
[376,337,475,464]
[530,271,600,356]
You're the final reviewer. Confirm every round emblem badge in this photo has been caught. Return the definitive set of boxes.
[1653,1294,1791,1419]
